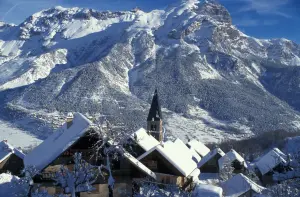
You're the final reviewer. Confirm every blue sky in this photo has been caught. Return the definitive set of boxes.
[0,0,299,43]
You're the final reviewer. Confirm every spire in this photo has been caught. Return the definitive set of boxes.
[147,89,162,121]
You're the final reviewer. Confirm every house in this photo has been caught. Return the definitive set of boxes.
[192,184,223,197]
[218,149,247,173]
[198,148,225,173]
[187,139,210,158]
[129,128,200,190]
[24,113,155,197]
[221,173,265,197]
[255,148,290,185]
[0,140,25,176]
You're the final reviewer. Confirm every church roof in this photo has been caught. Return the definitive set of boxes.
[147,89,163,121]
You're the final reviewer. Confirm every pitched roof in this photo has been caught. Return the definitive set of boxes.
[136,139,199,178]
[133,128,160,152]
[255,148,287,176]
[0,141,25,163]
[156,142,199,177]
[147,89,162,121]
[24,113,92,171]
[187,139,210,157]
[218,149,247,170]
[221,173,265,197]
[173,138,201,163]
[123,151,157,180]
[198,148,225,168]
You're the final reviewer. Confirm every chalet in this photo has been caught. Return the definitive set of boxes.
[186,139,210,158]
[198,148,225,173]
[221,173,265,197]
[0,140,25,176]
[218,149,247,173]
[255,148,290,185]
[24,113,156,197]
[126,128,200,190]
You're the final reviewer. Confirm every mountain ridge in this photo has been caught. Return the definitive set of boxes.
[0,0,300,143]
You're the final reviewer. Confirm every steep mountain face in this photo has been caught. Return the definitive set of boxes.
[1,0,300,143]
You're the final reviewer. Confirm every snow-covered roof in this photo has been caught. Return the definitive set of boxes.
[137,139,199,178]
[0,140,25,163]
[192,184,223,197]
[123,151,157,180]
[187,139,210,157]
[255,148,287,176]
[198,148,225,168]
[132,128,160,152]
[221,173,265,197]
[218,149,247,170]
[157,142,198,177]
[173,138,201,163]
[24,113,92,171]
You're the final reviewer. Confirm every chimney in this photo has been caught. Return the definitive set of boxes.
[66,112,74,129]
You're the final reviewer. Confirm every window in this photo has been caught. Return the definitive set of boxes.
[151,124,157,131]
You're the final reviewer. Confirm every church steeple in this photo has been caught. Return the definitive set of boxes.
[147,89,163,142]
[147,89,162,121]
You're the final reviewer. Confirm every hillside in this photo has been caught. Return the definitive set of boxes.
[0,0,300,143]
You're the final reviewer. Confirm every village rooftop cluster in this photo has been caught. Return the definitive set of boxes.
[0,90,292,196]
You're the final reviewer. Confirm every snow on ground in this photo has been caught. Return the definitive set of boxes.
[165,106,254,144]
[0,120,42,150]
[0,173,20,197]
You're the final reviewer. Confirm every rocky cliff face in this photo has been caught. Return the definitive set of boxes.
[0,0,300,143]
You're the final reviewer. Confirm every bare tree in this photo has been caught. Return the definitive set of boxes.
[134,180,191,197]
[263,179,300,197]
[13,166,47,197]
[219,156,235,182]
[54,152,101,197]
[87,119,134,197]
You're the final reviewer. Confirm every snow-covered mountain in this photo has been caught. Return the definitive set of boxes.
[1,0,300,143]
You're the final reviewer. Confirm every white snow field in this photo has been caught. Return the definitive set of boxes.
[0,120,41,149]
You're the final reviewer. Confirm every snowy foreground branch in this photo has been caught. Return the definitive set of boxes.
[54,152,101,197]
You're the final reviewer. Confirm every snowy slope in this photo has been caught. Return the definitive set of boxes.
[0,0,300,144]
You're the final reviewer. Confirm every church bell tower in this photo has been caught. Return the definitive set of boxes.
[147,89,163,142]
